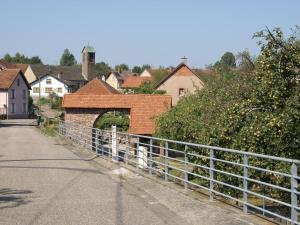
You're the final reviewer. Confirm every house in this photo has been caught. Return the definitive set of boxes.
[154,62,204,105]
[140,69,152,78]
[0,69,31,118]
[9,45,97,96]
[105,71,128,90]
[121,75,151,90]
[30,74,73,98]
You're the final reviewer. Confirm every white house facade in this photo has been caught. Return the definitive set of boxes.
[30,74,72,98]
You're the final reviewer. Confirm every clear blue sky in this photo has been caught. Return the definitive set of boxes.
[1,0,299,68]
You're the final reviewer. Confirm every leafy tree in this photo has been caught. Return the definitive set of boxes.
[150,68,169,85]
[115,64,129,73]
[220,52,236,68]
[236,49,256,73]
[156,27,300,200]
[60,48,77,66]
[94,112,129,131]
[2,53,43,64]
[142,64,151,71]
[132,66,142,74]
[133,82,166,94]
[3,53,12,62]
[95,62,111,78]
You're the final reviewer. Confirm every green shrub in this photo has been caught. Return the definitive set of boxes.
[94,112,129,131]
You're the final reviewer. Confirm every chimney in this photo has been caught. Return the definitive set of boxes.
[82,46,96,81]
[102,75,106,81]
[57,72,62,79]
[181,56,188,64]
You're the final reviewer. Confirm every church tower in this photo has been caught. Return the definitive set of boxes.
[82,46,96,81]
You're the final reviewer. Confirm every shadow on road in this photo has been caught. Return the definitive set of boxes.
[0,188,32,209]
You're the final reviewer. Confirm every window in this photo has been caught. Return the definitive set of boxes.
[10,103,15,113]
[11,89,15,99]
[57,88,62,93]
[23,90,26,99]
[179,88,186,97]
[45,87,53,93]
[46,79,52,84]
[17,79,20,86]
[89,53,95,63]
[33,87,40,93]
[23,103,27,113]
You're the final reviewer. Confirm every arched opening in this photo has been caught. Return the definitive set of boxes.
[93,109,130,132]
[91,109,130,155]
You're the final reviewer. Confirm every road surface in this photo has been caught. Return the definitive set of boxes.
[0,119,270,225]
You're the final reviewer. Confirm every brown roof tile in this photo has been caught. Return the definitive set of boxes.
[15,64,29,73]
[75,78,121,95]
[0,69,31,89]
[63,94,171,134]
[121,76,150,88]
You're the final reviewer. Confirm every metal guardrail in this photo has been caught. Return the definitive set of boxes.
[59,120,300,225]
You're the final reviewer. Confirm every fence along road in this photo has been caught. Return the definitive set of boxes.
[60,120,300,225]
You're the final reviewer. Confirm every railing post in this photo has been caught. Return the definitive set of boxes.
[101,131,104,155]
[164,142,169,181]
[184,145,188,190]
[149,139,153,175]
[291,162,298,225]
[125,134,129,165]
[111,125,118,161]
[243,154,248,213]
[136,137,140,168]
[209,148,214,201]
[95,129,99,155]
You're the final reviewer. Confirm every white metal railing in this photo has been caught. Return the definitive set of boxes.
[59,120,300,225]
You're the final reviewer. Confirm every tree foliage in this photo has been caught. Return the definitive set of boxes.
[60,48,77,66]
[133,82,166,94]
[94,112,129,131]
[115,64,129,73]
[156,27,300,199]
[95,62,111,78]
[3,53,43,64]
[132,66,142,74]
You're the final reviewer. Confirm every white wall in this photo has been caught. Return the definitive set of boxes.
[30,75,71,98]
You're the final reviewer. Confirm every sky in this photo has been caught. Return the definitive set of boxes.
[0,0,299,68]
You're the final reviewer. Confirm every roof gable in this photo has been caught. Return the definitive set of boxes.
[75,78,120,95]
[154,63,204,88]
[0,69,31,90]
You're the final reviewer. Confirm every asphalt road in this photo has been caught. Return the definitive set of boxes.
[0,120,271,225]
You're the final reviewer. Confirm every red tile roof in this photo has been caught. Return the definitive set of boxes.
[121,75,150,88]
[0,60,17,71]
[63,94,171,134]
[15,64,29,73]
[0,69,31,89]
[75,78,121,95]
